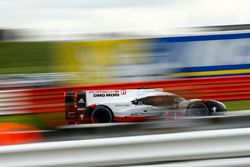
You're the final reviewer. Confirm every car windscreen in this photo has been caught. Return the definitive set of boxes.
[132,95,185,106]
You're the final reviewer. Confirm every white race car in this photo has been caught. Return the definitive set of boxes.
[65,89,226,124]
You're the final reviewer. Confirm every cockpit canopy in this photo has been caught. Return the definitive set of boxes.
[131,95,186,107]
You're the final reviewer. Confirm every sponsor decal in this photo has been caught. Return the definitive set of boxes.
[115,104,130,107]
[89,90,119,94]
[131,112,159,116]
[90,90,120,97]
[93,93,119,97]
[212,106,217,113]
[93,94,105,97]
[121,90,126,95]
[78,98,85,103]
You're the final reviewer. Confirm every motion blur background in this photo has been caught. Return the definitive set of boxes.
[1,0,250,145]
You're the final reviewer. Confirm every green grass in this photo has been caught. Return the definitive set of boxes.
[0,112,65,130]
[0,114,48,130]
[223,100,250,111]
[0,42,52,74]
[35,112,66,128]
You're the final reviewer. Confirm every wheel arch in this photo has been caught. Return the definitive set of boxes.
[203,100,227,114]
[94,105,114,116]
[91,105,114,123]
[187,101,210,116]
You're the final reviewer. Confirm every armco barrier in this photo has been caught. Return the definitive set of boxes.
[1,127,250,167]
[0,75,250,114]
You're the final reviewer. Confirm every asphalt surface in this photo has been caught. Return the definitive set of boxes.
[42,110,250,142]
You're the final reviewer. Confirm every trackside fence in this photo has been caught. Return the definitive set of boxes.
[1,75,250,114]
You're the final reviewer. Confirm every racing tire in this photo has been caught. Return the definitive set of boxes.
[187,102,209,116]
[91,106,113,123]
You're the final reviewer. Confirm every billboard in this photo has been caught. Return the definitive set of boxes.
[54,32,250,84]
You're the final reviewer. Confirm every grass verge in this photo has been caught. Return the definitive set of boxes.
[223,100,250,111]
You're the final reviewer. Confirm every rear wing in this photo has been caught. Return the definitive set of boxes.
[65,91,87,124]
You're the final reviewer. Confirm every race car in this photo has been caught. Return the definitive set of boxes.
[65,89,226,124]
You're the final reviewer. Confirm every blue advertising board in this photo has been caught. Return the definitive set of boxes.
[151,32,250,77]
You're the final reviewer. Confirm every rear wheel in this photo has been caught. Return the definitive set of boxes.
[187,102,209,116]
[91,106,113,123]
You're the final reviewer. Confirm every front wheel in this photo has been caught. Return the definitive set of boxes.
[187,102,209,116]
[91,106,113,123]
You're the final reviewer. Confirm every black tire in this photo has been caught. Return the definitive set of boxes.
[91,106,113,123]
[187,102,209,116]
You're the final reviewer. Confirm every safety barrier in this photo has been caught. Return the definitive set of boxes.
[128,157,250,167]
[1,75,250,114]
[1,127,250,167]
